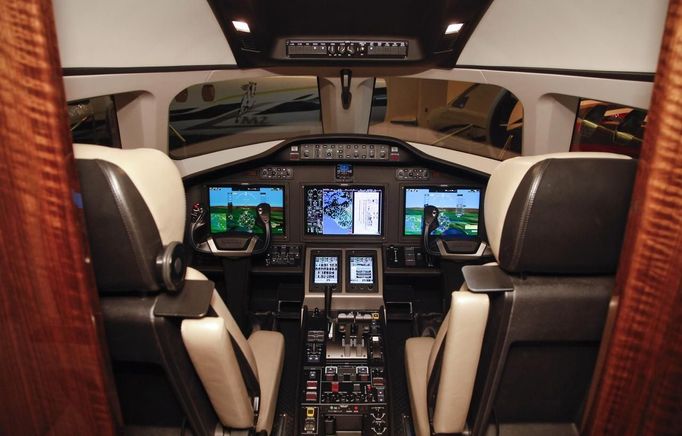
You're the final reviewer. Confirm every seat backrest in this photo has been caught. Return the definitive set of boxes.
[74,144,259,433]
[426,152,637,435]
[484,152,636,275]
[471,152,636,434]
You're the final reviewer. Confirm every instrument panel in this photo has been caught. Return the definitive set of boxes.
[185,135,489,270]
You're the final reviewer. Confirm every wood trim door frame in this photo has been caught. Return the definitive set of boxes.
[0,1,121,434]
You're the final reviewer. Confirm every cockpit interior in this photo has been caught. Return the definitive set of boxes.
[2,1,681,436]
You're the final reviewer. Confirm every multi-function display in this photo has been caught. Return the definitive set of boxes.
[305,187,383,236]
[403,187,481,237]
[349,256,374,284]
[208,185,285,235]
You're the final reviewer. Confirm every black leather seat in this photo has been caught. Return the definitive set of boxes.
[75,144,284,435]
[406,152,637,436]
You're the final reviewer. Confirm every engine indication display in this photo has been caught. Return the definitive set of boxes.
[313,256,339,285]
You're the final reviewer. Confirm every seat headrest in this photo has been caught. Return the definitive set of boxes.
[74,144,186,293]
[484,153,636,274]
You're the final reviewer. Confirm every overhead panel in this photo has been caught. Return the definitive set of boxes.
[206,0,493,68]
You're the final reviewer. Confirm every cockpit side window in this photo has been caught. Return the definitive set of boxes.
[570,98,647,158]
[68,95,121,148]
[369,78,523,160]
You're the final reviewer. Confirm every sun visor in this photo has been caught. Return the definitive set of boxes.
[54,0,235,70]
[458,0,667,74]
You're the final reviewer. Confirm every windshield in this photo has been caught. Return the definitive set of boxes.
[369,78,523,160]
[168,76,323,159]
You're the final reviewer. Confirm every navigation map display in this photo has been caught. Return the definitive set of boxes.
[313,256,339,285]
[404,187,480,237]
[349,256,374,284]
[305,187,382,236]
[208,186,285,235]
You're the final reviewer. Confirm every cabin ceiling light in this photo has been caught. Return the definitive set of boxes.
[232,20,251,33]
[445,23,464,35]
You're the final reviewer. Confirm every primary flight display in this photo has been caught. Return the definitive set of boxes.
[208,185,285,235]
[403,187,480,237]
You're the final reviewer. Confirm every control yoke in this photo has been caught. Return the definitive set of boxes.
[189,202,273,257]
[252,203,272,255]
[189,203,208,252]
[422,205,441,259]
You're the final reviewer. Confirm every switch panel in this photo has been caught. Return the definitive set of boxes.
[395,167,430,180]
[265,245,302,267]
[259,166,293,179]
[297,143,393,160]
[286,40,408,59]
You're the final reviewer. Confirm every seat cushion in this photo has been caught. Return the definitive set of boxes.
[405,337,435,436]
[248,330,285,433]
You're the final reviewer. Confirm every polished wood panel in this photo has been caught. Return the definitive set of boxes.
[585,0,682,434]
[0,1,121,434]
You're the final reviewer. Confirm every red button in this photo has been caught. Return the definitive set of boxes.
[331,382,340,393]
[306,392,318,402]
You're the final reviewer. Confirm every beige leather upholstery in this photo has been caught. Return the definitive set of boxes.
[484,152,631,260]
[73,143,185,244]
[249,330,285,432]
[405,287,489,436]
[405,337,434,436]
[182,267,285,432]
[182,311,255,428]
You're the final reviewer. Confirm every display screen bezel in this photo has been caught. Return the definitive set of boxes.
[402,186,482,239]
[346,251,378,293]
[206,184,286,236]
[303,185,384,237]
[308,250,342,293]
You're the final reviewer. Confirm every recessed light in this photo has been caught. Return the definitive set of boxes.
[445,23,464,35]
[232,20,250,33]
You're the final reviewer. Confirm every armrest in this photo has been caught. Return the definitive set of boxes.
[181,317,254,429]
[462,264,514,293]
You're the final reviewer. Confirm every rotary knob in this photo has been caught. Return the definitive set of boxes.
[346,43,356,55]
